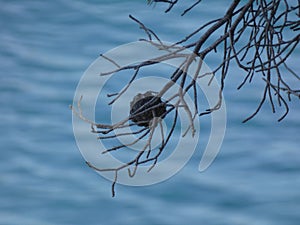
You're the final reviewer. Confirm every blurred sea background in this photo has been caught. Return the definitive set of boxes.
[1,0,300,224]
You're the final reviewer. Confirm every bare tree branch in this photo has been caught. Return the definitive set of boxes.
[73,0,300,196]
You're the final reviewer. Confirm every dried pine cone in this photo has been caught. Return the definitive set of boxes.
[130,91,167,127]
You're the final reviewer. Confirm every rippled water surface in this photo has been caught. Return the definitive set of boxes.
[1,1,300,225]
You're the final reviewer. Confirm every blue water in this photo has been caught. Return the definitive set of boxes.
[1,1,300,224]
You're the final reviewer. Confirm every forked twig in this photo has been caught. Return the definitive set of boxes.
[74,0,299,197]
